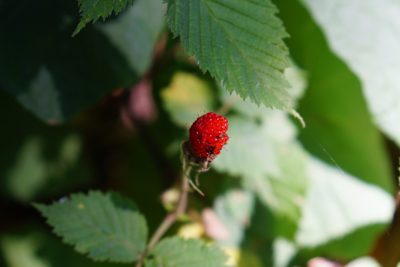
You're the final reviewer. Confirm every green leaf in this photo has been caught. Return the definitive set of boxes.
[212,190,255,247]
[0,0,138,122]
[166,0,292,110]
[292,224,386,263]
[97,0,166,75]
[272,238,297,267]
[212,116,286,178]
[244,141,308,224]
[213,74,308,235]
[212,113,308,239]
[145,236,230,267]
[295,157,394,253]
[237,250,264,267]
[274,0,394,193]
[1,234,49,267]
[34,191,147,263]
[0,90,92,203]
[0,224,125,267]
[346,257,381,267]
[74,0,134,36]
[160,72,214,127]
[299,0,400,148]
[6,134,82,202]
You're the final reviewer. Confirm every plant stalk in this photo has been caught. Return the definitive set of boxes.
[135,175,189,267]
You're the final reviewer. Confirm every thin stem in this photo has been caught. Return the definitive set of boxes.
[135,176,189,267]
[216,95,239,116]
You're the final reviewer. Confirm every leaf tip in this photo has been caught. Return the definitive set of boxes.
[289,109,305,128]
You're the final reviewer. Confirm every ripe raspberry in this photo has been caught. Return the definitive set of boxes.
[189,112,229,159]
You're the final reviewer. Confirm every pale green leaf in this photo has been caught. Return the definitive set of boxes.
[1,235,48,267]
[74,0,135,36]
[212,111,308,233]
[6,134,83,202]
[166,0,292,110]
[346,257,381,267]
[213,70,308,228]
[34,191,147,263]
[273,238,297,267]
[212,116,282,178]
[275,0,394,192]
[243,141,308,223]
[296,157,394,248]
[213,190,255,247]
[145,236,230,267]
[300,0,400,147]
[160,72,213,127]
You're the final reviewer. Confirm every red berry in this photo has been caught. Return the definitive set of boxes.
[189,112,229,158]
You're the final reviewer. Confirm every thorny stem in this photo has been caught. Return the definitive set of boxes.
[135,175,189,267]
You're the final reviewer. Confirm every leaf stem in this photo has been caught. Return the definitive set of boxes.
[135,175,189,267]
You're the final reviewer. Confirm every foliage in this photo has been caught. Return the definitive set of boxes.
[165,0,292,111]
[74,0,135,36]
[145,237,229,267]
[0,0,399,267]
[34,191,147,262]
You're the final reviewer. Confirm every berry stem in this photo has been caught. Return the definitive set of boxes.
[135,175,189,267]
[216,95,239,116]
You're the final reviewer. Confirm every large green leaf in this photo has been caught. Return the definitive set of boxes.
[213,116,281,178]
[210,112,308,240]
[210,92,308,225]
[273,0,394,193]
[74,0,134,36]
[293,157,394,260]
[97,0,166,75]
[0,226,124,267]
[243,141,308,224]
[34,191,147,263]
[0,90,91,203]
[209,65,308,238]
[300,0,400,148]
[1,0,165,123]
[145,237,230,267]
[166,0,292,110]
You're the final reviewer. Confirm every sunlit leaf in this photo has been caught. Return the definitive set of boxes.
[212,111,308,229]
[296,157,394,248]
[274,0,394,192]
[300,0,400,148]
[161,72,213,127]
[0,90,91,203]
[346,257,381,267]
[145,237,230,267]
[166,0,292,110]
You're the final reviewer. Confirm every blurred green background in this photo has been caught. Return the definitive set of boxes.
[1,0,400,266]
